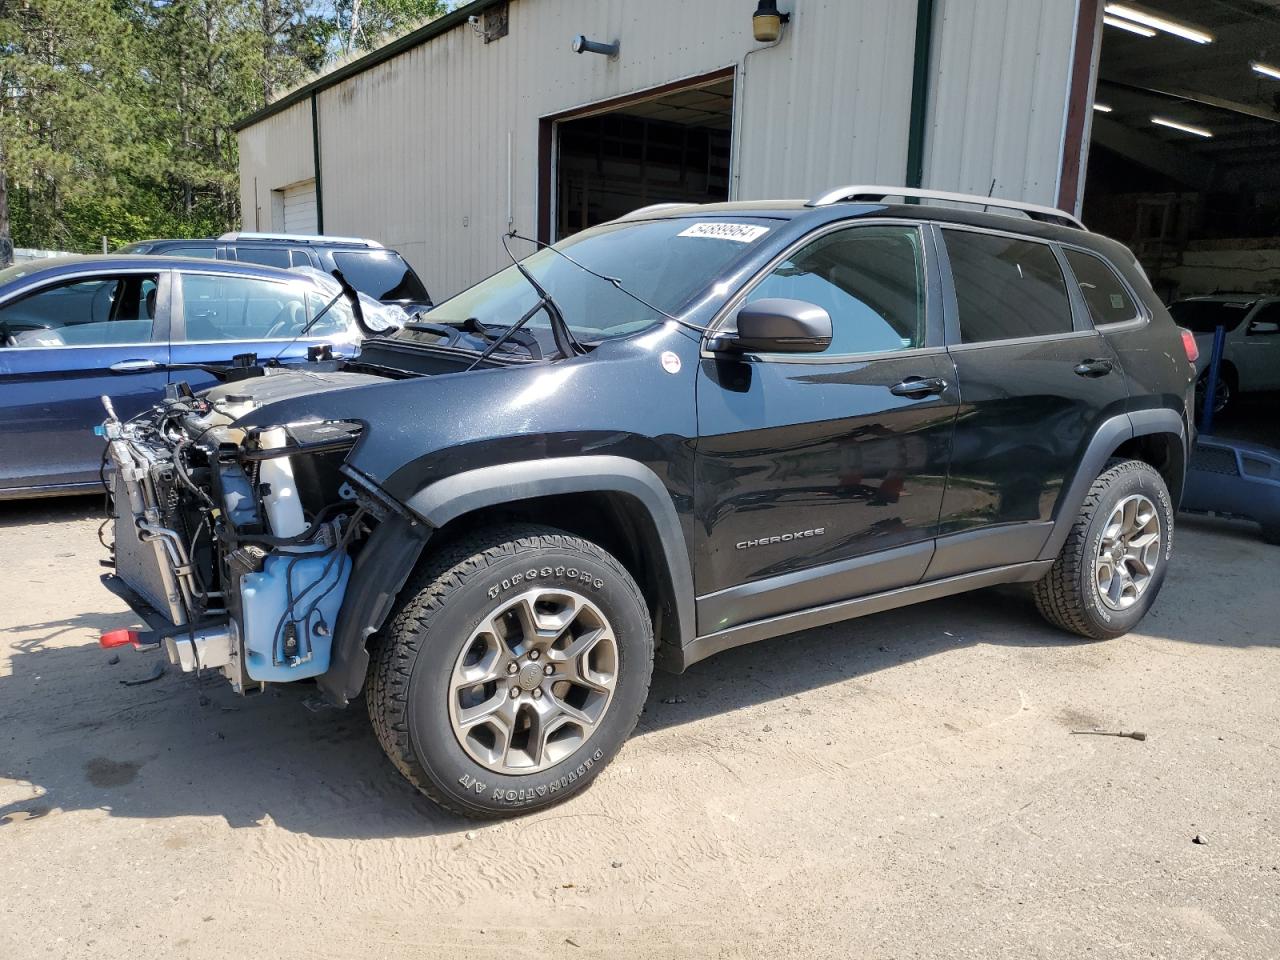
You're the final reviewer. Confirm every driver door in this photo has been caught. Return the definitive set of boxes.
[0,269,170,494]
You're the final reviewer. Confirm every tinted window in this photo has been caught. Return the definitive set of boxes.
[1167,300,1253,333]
[289,249,313,268]
[236,246,291,269]
[944,231,1074,343]
[304,289,357,338]
[746,226,925,354]
[165,245,217,259]
[0,274,158,347]
[180,274,308,341]
[1250,302,1280,332]
[1064,249,1137,325]
[331,250,429,302]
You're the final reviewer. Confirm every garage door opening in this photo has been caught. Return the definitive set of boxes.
[1081,0,1280,444]
[549,75,734,240]
[272,180,318,235]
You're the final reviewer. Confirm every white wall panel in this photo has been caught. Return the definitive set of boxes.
[238,0,1075,298]
[236,100,313,233]
[923,0,1078,206]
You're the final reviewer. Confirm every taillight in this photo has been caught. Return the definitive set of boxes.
[1179,328,1199,363]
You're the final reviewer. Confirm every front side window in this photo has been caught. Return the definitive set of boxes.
[944,230,1074,343]
[179,274,309,341]
[1063,248,1138,326]
[743,225,926,355]
[0,274,158,347]
[1248,302,1280,334]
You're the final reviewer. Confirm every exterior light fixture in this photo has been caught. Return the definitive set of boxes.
[752,0,790,43]
[1102,14,1156,37]
[1103,4,1213,44]
[1151,116,1213,138]
[571,35,619,57]
[1252,61,1280,80]
[1093,102,1114,112]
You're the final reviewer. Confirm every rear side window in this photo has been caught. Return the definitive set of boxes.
[165,245,217,259]
[331,250,429,302]
[943,230,1074,343]
[180,274,308,341]
[236,246,292,269]
[1063,249,1138,326]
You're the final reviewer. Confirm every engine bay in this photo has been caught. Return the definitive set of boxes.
[102,368,387,694]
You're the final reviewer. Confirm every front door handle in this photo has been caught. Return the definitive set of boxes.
[1073,358,1115,378]
[108,359,159,374]
[890,376,948,398]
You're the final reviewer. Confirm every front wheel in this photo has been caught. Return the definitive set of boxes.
[366,523,653,818]
[1034,459,1174,640]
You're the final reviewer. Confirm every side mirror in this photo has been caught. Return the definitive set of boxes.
[1248,321,1279,335]
[709,298,833,354]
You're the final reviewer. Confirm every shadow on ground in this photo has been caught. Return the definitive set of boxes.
[0,502,1273,841]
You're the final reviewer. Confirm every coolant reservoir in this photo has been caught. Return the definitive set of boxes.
[257,427,306,538]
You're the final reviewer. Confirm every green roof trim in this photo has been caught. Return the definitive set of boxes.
[233,0,504,132]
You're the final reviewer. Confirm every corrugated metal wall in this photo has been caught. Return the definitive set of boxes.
[238,0,1080,300]
[923,0,1079,204]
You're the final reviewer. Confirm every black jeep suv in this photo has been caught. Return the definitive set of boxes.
[99,186,1197,818]
[119,232,432,314]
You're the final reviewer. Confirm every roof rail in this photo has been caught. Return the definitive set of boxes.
[805,185,1086,231]
[217,231,384,247]
[617,202,695,220]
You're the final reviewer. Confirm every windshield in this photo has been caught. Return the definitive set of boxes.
[399,217,778,348]
[1169,299,1254,333]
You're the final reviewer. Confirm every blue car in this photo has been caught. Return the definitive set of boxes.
[0,255,366,499]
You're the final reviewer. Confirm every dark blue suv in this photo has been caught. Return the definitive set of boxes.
[0,255,365,498]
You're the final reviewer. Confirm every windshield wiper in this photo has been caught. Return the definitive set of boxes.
[464,234,583,371]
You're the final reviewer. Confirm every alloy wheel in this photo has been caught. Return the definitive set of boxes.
[1094,494,1162,611]
[447,588,619,775]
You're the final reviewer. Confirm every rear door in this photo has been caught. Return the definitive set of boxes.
[0,269,170,493]
[694,222,959,633]
[168,269,360,393]
[929,226,1129,578]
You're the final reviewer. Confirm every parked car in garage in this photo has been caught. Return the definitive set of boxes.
[118,233,433,317]
[1169,294,1280,414]
[0,255,370,499]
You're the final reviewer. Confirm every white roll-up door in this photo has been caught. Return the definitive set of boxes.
[281,180,318,234]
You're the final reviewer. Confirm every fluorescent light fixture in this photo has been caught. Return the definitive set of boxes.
[1104,4,1213,43]
[1093,102,1114,113]
[1103,14,1156,37]
[1151,116,1213,138]
[1252,61,1280,80]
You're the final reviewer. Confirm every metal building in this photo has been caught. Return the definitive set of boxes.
[235,0,1098,300]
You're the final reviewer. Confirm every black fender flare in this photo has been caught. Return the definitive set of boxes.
[405,455,696,651]
[1036,408,1187,562]
[319,456,696,704]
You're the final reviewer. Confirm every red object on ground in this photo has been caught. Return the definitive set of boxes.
[99,629,140,649]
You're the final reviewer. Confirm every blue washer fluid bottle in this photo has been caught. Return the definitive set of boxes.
[240,544,352,682]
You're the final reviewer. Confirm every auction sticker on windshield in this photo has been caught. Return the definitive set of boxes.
[677,222,770,243]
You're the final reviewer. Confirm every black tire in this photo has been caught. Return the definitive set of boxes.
[366,522,653,818]
[1195,367,1235,417]
[1033,459,1175,640]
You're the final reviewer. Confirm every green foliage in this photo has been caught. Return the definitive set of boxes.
[0,0,450,254]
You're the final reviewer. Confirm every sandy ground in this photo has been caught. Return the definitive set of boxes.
[1,496,1278,959]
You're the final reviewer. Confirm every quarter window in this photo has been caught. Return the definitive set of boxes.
[745,225,926,355]
[180,274,310,341]
[1063,248,1138,326]
[943,230,1074,343]
[0,274,159,347]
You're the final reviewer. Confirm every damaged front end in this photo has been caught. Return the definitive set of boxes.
[100,370,407,699]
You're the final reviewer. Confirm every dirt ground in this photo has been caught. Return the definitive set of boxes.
[1,496,1277,959]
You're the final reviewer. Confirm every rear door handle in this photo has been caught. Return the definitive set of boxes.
[890,376,948,398]
[108,359,159,374]
[1073,358,1114,378]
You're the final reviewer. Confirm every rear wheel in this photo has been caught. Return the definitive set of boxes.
[367,523,653,818]
[1034,459,1174,640]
